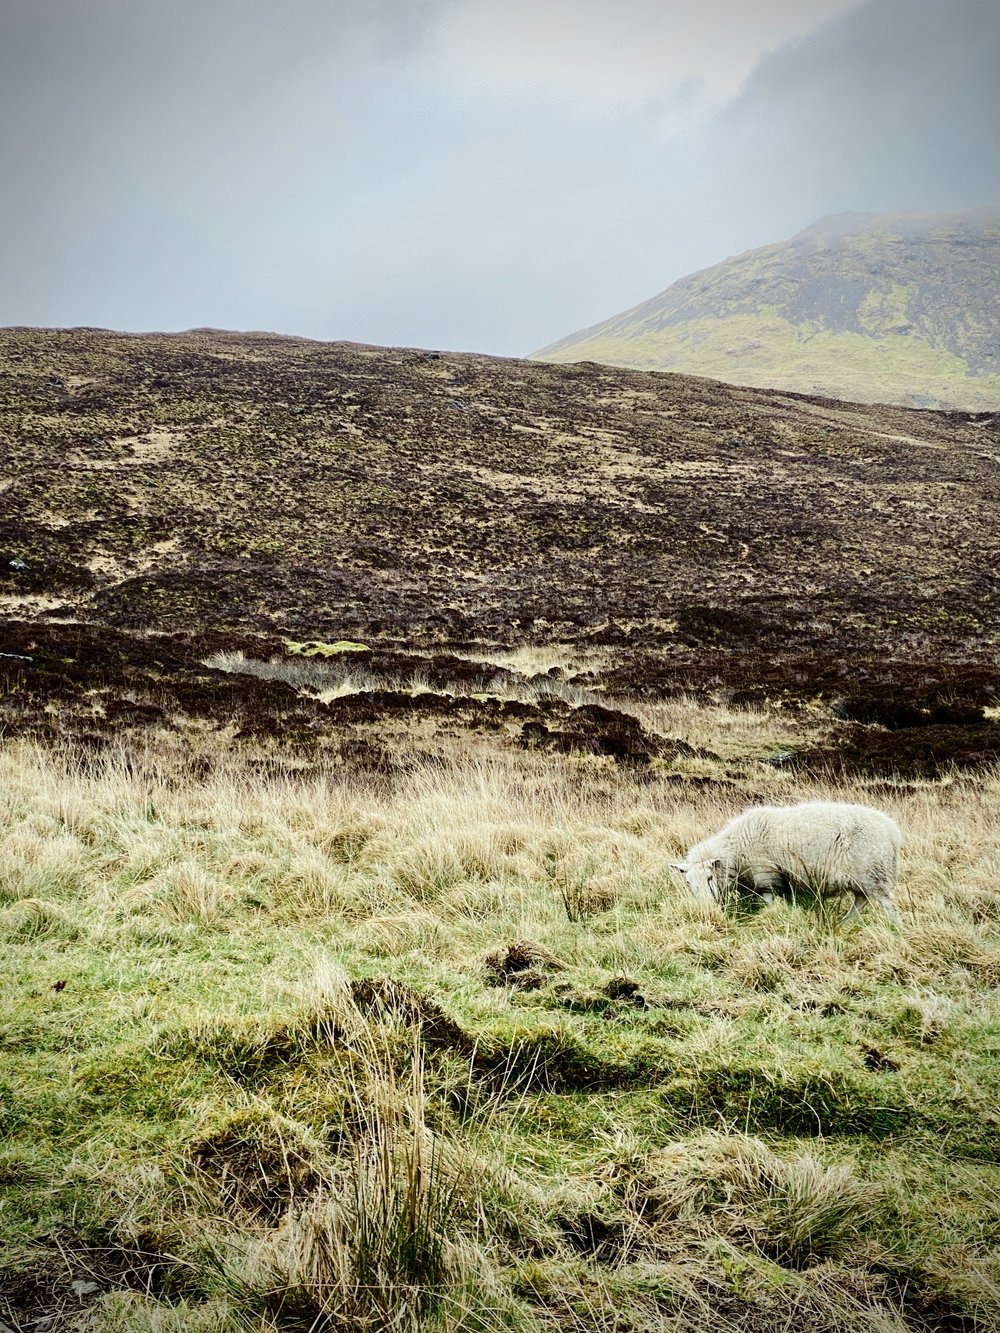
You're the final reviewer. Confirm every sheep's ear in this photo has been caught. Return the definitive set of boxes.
[670,862,688,875]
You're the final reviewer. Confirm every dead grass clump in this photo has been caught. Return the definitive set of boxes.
[726,934,808,992]
[960,884,1000,926]
[887,995,955,1046]
[448,641,611,681]
[556,869,620,923]
[642,1133,885,1268]
[0,896,76,940]
[206,649,377,698]
[0,828,86,903]
[532,829,652,921]
[352,910,450,957]
[254,845,361,919]
[306,809,385,862]
[894,920,1000,987]
[484,938,568,989]
[388,836,472,902]
[152,860,233,926]
[221,1039,500,1332]
[448,823,534,877]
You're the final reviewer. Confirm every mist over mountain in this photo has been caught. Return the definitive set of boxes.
[1,0,998,353]
[533,208,1000,408]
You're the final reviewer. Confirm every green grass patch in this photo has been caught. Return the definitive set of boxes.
[2,742,999,1331]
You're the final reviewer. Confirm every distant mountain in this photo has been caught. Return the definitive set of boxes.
[532,208,1000,409]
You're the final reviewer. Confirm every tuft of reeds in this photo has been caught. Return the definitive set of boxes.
[217,1019,503,1332]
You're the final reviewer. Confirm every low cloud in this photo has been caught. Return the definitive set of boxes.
[429,0,863,108]
[0,0,995,354]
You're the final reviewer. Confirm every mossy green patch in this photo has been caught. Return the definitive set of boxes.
[539,314,997,410]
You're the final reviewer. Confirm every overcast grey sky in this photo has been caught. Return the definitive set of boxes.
[1,0,997,354]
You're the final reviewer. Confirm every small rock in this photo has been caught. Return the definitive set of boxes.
[765,749,794,767]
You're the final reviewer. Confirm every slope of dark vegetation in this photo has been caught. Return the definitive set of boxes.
[2,327,1000,775]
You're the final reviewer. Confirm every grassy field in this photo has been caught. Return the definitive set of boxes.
[3,693,999,1332]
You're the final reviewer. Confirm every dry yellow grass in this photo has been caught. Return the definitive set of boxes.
[2,718,999,1332]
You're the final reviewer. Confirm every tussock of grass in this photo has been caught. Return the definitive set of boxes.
[2,732,999,1330]
[0,895,77,940]
[642,1132,886,1267]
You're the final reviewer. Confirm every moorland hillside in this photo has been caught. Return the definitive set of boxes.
[2,325,1000,773]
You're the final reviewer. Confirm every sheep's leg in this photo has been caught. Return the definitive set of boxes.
[753,874,778,904]
[842,890,901,927]
[878,894,902,926]
[841,890,867,925]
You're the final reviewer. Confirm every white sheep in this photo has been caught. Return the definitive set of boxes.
[672,801,901,924]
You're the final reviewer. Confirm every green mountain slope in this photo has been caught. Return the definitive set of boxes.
[532,209,1000,409]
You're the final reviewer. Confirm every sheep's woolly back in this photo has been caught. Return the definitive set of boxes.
[687,801,901,896]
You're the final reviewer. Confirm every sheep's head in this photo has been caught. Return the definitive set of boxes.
[671,857,722,903]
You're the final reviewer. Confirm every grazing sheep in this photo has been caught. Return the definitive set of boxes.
[672,801,901,924]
